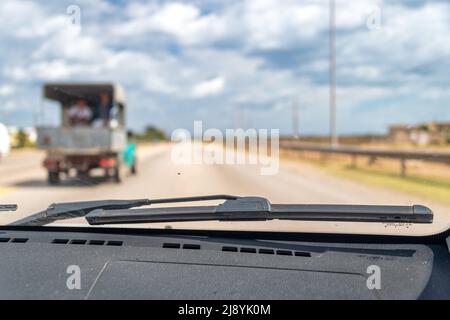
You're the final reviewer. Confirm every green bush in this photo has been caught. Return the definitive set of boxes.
[134,126,167,142]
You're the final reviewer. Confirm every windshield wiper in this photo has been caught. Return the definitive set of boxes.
[85,196,433,226]
[9,195,433,227]
[0,204,17,212]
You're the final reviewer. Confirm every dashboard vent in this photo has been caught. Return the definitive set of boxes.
[183,244,201,250]
[88,240,105,246]
[52,239,69,244]
[0,238,29,243]
[221,246,311,258]
[52,239,123,246]
[162,242,181,249]
[259,249,274,255]
[106,240,123,246]
[276,250,293,256]
[11,238,28,243]
[295,251,312,257]
[240,247,257,253]
[70,239,87,245]
[222,246,238,252]
[162,243,201,250]
[0,237,29,243]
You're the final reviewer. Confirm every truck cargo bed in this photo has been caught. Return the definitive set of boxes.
[37,127,126,154]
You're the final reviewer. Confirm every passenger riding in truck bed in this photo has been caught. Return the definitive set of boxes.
[68,93,118,128]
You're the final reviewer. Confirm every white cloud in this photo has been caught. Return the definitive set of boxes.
[0,1,42,37]
[110,0,329,49]
[240,0,327,50]
[6,60,79,81]
[0,85,15,97]
[111,2,228,46]
[32,27,111,62]
[192,77,226,98]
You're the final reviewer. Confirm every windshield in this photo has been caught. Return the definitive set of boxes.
[0,0,449,236]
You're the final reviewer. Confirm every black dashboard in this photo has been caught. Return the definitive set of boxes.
[0,227,449,299]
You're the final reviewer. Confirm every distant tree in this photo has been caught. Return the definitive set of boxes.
[143,126,167,141]
[16,130,29,148]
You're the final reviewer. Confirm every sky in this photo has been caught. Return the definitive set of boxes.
[0,0,449,135]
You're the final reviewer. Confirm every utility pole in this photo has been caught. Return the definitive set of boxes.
[329,0,338,147]
[292,97,299,139]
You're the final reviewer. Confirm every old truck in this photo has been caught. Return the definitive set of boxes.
[37,83,136,185]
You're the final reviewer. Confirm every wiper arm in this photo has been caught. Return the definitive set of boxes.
[9,195,239,226]
[10,199,150,226]
[85,196,433,226]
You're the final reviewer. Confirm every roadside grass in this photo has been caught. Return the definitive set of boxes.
[282,151,450,205]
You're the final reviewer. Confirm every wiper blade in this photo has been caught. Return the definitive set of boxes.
[10,195,433,227]
[85,196,433,226]
[9,195,239,226]
[0,204,17,212]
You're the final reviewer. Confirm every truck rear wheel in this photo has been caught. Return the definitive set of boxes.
[76,171,91,184]
[113,166,122,183]
[48,171,60,185]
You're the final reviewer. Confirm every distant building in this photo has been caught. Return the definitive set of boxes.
[389,125,413,144]
[389,122,450,145]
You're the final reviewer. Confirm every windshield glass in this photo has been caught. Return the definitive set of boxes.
[0,0,449,236]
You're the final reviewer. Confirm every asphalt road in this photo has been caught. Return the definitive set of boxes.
[0,144,449,236]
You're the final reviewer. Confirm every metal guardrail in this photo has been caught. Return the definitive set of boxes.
[280,141,450,177]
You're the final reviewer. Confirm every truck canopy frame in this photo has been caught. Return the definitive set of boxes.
[43,83,126,127]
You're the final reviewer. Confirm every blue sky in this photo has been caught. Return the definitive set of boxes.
[0,0,449,135]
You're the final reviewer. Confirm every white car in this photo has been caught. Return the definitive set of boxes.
[0,123,11,159]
